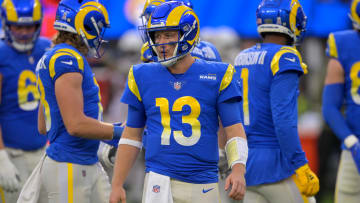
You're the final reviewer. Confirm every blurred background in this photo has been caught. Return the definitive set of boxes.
[5,0,353,202]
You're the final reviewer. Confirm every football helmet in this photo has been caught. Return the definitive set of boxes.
[139,0,193,42]
[256,0,307,45]
[146,1,199,67]
[350,0,360,30]
[54,0,110,58]
[0,0,42,52]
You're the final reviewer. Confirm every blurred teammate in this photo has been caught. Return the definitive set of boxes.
[322,0,360,202]
[234,0,319,202]
[0,0,50,202]
[110,2,247,203]
[17,0,123,202]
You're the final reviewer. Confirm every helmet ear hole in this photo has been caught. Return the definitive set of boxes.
[84,24,92,32]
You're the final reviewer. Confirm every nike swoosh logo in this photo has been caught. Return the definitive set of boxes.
[284,57,296,62]
[61,60,73,65]
[202,188,214,193]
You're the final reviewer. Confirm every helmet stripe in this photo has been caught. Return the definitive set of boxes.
[1,0,18,22]
[351,0,360,26]
[75,2,109,40]
[166,5,190,26]
[185,10,199,45]
[81,2,110,25]
[289,0,300,36]
[33,0,42,22]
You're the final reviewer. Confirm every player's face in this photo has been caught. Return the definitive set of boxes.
[153,30,178,60]
[9,25,37,44]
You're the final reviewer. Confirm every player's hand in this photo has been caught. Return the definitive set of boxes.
[109,186,127,203]
[224,163,246,200]
[0,149,21,192]
[99,144,117,169]
[344,135,360,173]
[218,149,229,179]
[294,163,319,196]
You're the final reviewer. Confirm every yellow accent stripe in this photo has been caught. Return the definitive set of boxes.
[128,66,142,101]
[33,0,42,21]
[289,0,301,36]
[219,64,235,92]
[0,187,5,203]
[166,5,190,26]
[352,0,360,26]
[93,77,103,120]
[270,47,308,75]
[141,42,150,62]
[59,49,84,71]
[49,49,84,79]
[328,33,338,59]
[2,0,18,22]
[67,163,74,203]
[291,174,309,203]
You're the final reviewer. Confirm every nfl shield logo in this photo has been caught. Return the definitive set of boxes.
[152,185,160,193]
[174,82,182,90]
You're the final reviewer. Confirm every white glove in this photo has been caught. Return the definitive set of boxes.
[99,144,117,169]
[0,149,21,192]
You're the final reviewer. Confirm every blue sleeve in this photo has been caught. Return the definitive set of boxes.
[270,71,307,169]
[322,83,352,141]
[52,55,83,82]
[126,104,146,128]
[276,52,304,76]
[217,99,242,127]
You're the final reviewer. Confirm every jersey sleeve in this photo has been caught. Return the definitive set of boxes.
[48,49,85,82]
[217,64,242,104]
[325,33,339,59]
[121,65,144,110]
[270,46,308,76]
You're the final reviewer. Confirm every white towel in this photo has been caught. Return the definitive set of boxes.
[17,154,46,203]
[143,171,173,203]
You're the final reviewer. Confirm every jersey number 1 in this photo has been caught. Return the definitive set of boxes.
[241,68,250,125]
[156,96,201,146]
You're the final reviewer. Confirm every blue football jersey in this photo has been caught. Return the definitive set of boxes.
[36,43,103,165]
[326,30,360,138]
[234,43,308,186]
[0,38,50,150]
[121,59,241,183]
[141,40,222,62]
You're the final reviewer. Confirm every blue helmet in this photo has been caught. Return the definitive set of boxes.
[146,1,200,67]
[0,0,42,52]
[256,0,307,45]
[350,0,360,30]
[54,0,110,58]
[139,0,193,42]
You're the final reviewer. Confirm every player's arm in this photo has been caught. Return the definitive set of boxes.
[217,98,247,200]
[37,101,46,135]
[270,70,319,196]
[322,58,360,172]
[110,105,145,203]
[55,72,116,140]
[0,73,20,192]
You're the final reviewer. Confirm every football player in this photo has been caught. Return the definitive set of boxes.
[234,0,319,202]
[110,2,247,203]
[0,0,50,202]
[18,0,123,202]
[322,0,360,202]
